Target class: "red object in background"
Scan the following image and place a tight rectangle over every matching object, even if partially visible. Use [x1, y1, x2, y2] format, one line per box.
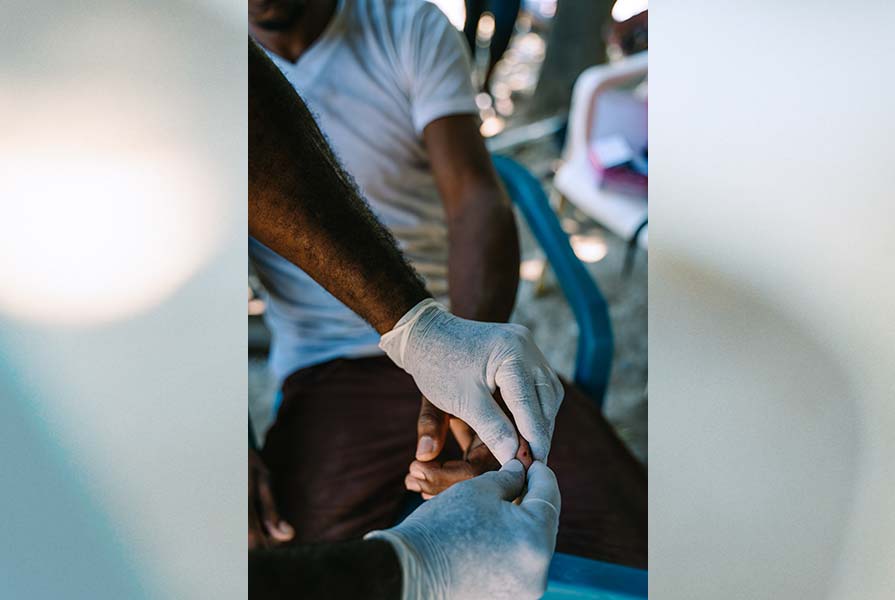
[598, 165, 648, 198]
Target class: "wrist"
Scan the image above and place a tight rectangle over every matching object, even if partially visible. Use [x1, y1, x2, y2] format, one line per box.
[365, 525, 447, 600]
[379, 298, 446, 369]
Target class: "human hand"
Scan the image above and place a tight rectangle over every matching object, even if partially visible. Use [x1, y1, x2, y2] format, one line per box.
[367, 459, 560, 600]
[380, 299, 564, 464]
[248, 447, 294, 549]
[408, 396, 531, 498]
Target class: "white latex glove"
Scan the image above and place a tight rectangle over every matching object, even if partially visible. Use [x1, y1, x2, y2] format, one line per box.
[366, 460, 560, 600]
[380, 299, 564, 464]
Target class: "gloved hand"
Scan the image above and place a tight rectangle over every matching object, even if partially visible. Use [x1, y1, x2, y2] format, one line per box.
[366, 460, 561, 600]
[380, 299, 564, 464]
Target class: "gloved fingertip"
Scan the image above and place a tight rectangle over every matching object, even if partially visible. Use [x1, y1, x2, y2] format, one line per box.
[527, 460, 545, 473]
[491, 437, 519, 466]
[529, 440, 548, 463]
[501, 459, 524, 473]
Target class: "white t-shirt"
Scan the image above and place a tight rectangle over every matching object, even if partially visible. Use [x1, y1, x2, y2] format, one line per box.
[249, 0, 477, 382]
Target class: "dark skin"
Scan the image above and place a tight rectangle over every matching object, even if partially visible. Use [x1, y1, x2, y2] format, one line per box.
[249, 0, 523, 533]
[250, 539, 401, 599]
[248, 38, 428, 334]
[249, 37, 425, 593]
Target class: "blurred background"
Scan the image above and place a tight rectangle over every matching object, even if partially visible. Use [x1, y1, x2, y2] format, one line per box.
[249, 0, 650, 462]
[1, 1, 246, 597]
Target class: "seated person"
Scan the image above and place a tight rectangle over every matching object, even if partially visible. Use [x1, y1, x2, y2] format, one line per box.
[248, 0, 646, 567]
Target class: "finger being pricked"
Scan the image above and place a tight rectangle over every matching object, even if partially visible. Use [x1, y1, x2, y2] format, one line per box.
[406, 460, 477, 498]
[494, 361, 563, 462]
[406, 436, 532, 498]
[466, 432, 532, 470]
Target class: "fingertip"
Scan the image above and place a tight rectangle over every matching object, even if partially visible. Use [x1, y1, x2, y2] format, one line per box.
[404, 474, 422, 493]
[409, 464, 427, 481]
[501, 458, 524, 473]
[528, 438, 549, 463]
[491, 436, 519, 466]
[278, 520, 294, 537]
[515, 438, 533, 469]
[266, 520, 294, 542]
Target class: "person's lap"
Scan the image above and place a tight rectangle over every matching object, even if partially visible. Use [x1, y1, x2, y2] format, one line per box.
[262, 355, 646, 568]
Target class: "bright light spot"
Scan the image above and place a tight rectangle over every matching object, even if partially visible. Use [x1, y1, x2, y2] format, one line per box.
[520, 258, 546, 281]
[570, 235, 608, 263]
[480, 115, 506, 137]
[495, 97, 515, 116]
[612, 0, 648, 22]
[492, 82, 512, 100]
[477, 13, 496, 43]
[0, 147, 218, 325]
[561, 218, 580, 233]
[517, 33, 546, 59]
[507, 73, 526, 91]
[475, 92, 493, 110]
[248, 298, 266, 316]
[427, 0, 466, 29]
[539, 0, 557, 19]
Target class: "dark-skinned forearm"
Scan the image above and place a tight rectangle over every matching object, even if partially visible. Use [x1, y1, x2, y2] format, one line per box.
[447, 188, 520, 322]
[249, 539, 402, 600]
[423, 115, 520, 323]
[248, 38, 429, 333]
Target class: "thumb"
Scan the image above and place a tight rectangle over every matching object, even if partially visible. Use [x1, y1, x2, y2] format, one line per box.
[416, 396, 449, 461]
[472, 459, 526, 501]
[463, 391, 520, 465]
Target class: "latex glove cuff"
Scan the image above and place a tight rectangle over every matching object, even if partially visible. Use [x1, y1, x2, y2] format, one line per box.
[364, 525, 448, 600]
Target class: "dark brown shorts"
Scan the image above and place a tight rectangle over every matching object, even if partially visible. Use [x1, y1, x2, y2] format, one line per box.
[262, 355, 646, 568]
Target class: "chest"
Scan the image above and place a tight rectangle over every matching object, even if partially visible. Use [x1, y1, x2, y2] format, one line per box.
[279, 44, 425, 174]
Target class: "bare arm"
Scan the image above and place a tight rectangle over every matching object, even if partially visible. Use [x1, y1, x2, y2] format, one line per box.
[423, 114, 520, 322]
[248, 38, 429, 333]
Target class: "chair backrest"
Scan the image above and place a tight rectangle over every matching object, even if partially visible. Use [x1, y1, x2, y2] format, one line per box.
[493, 155, 614, 408]
[544, 552, 647, 599]
[563, 51, 647, 162]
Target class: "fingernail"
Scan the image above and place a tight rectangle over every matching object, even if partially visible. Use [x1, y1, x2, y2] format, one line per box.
[406, 479, 422, 492]
[417, 436, 435, 456]
[409, 466, 427, 480]
[278, 521, 294, 536]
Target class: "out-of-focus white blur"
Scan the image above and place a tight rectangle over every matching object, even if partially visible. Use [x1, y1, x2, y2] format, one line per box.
[652, 2, 895, 599]
[0, 1, 245, 598]
[428, 0, 466, 29]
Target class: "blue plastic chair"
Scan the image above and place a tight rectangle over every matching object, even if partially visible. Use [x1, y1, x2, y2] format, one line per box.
[492, 154, 614, 408]
[545, 553, 647, 599]
[492, 156, 645, 598]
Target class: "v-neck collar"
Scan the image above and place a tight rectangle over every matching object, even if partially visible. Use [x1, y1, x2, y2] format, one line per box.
[264, 0, 346, 85]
